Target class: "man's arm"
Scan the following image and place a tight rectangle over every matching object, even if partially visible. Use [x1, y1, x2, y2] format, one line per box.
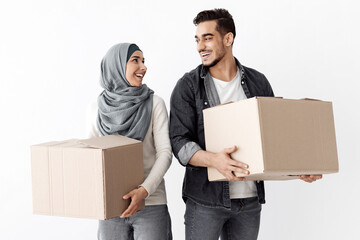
[169, 77, 249, 181]
[169, 77, 201, 166]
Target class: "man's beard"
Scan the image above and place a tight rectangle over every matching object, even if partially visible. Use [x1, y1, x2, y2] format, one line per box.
[204, 57, 221, 68]
[202, 46, 226, 68]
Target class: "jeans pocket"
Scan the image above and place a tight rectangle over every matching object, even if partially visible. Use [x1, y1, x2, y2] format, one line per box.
[243, 197, 262, 213]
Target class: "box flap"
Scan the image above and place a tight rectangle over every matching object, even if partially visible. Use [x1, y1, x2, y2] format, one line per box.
[254, 96, 283, 100]
[256, 97, 325, 102]
[299, 98, 322, 101]
[31, 139, 78, 148]
[78, 135, 141, 149]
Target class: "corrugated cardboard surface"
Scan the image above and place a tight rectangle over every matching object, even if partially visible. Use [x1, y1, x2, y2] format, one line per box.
[103, 145, 144, 219]
[31, 135, 144, 219]
[204, 99, 265, 180]
[258, 98, 338, 173]
[204, 97, 339, 181]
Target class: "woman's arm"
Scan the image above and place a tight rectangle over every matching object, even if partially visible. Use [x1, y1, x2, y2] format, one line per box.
[121, 96, 172, 217]
[140, 95, 172, 197]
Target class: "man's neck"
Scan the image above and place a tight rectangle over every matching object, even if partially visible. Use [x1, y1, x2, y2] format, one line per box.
[208, 54, 238, 82]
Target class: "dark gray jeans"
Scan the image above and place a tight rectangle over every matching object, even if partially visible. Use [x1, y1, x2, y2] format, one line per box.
[185, 197, 261, 240]
[98, 205, 172, 240]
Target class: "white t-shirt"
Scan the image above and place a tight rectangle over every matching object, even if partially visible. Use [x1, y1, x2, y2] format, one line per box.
[212, 69, 257, 199]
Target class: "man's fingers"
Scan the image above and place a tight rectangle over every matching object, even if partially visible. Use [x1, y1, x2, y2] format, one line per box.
[313, 175, 322, 180]
[229, 159, 249, 170]
[224, 145, 237, 154]
[226, 173, 237, 181]
[299, 174, 323, 183]
[226, 173, 245, 181]
[223, 169, 247, 181]
[229, 166, 250, 175]
[230, 176, 246, 181]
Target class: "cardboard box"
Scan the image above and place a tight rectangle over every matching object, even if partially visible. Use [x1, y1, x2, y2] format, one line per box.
[31, 135, 144, 219]
[203, 97, 339, 181]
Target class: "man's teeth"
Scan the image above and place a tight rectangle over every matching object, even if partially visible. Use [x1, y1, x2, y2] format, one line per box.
[202, 53, 210, 57]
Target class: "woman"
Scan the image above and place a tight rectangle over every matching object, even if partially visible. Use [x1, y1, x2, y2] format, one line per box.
[87, 43, 172, 240]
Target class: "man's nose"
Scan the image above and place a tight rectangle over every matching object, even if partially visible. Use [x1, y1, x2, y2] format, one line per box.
[197, 40, 205, 52]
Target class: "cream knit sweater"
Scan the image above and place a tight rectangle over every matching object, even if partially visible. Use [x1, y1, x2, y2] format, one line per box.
[86, 95, 172, 205]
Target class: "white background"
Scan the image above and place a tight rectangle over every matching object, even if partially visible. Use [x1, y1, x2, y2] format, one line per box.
[1, 0, 359, 239]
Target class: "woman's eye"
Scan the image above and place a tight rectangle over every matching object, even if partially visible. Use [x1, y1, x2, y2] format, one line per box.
[133, 59, 138, 62]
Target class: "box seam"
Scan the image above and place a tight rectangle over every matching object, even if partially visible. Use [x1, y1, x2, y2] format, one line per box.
[48, 146, 53, 215]
[102, 150, 106, 219]
[61, 148, 65, 216]
[257, 98, 266, 173]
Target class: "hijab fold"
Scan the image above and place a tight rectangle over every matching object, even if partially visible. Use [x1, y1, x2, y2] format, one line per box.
[97, 43, 154, 141]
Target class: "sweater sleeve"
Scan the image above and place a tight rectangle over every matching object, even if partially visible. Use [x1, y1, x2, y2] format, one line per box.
[86, 101, 101, 138]
[140, 96, 172, 197]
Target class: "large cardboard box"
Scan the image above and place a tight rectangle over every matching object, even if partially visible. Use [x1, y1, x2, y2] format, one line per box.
[204, 97, 339, 181]
[31, 135, 144, 219]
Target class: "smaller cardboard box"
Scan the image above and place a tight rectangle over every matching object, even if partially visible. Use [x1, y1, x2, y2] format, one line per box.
[31, 135, 144, 219]
[203, 97, 339, 181]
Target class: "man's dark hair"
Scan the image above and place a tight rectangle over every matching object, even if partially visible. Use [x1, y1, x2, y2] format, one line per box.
[193, 8, 236, 39]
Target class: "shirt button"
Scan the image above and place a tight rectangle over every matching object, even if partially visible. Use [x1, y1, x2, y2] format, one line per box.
[204, 101, 208, 105]
[241, 81, 245, 85]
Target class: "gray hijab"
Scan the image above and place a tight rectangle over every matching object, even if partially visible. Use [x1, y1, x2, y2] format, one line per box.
[97, 43, 154, 141]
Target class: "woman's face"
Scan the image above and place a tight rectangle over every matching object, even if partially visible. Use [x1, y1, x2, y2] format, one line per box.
[125, 50, 147, 87]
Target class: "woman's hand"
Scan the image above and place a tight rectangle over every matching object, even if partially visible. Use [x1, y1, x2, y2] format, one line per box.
[120, 186, 148, 218]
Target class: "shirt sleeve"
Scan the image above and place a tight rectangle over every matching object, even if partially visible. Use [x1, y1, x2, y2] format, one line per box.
[139, 96, 172, 197]
[262, 73, 275, 97]
[169, 78, 202, 166]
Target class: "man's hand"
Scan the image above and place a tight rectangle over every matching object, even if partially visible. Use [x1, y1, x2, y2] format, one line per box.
[189, 146, 250, 181]
[120, 186, 148, 218]
[211, 146, 250, 181]
[299, 174, 323, 183]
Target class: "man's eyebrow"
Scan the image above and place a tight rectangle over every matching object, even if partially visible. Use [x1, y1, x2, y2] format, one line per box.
[194, 33, 215, 38]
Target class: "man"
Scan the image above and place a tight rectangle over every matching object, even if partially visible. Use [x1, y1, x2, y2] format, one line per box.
[169, 8, 322, 240]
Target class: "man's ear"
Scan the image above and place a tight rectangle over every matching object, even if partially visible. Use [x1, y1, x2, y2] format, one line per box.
[224, 32, 234, 47]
